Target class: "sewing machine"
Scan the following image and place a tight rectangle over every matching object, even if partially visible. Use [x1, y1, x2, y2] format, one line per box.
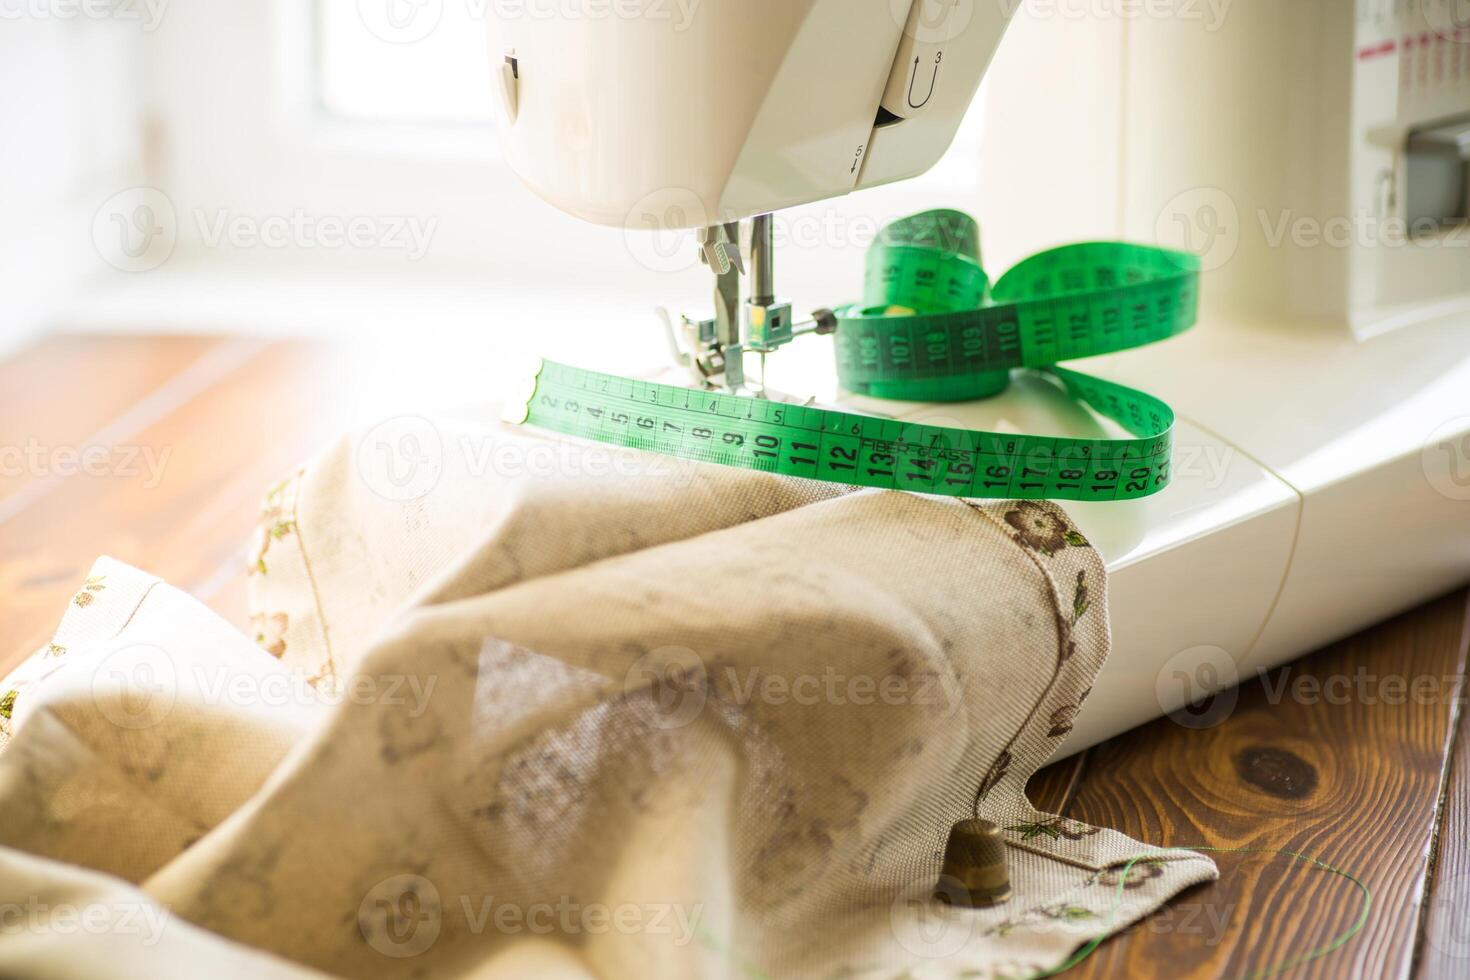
[486, 0, 1470, 750]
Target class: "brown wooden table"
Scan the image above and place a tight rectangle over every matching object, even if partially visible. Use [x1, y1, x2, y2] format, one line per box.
[3, 334, 1467, 978]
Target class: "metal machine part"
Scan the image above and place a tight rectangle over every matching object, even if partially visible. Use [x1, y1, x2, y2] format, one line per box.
[667, 214, 830, 392]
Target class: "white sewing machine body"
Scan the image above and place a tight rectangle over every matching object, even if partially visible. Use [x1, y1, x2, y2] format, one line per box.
[488, 0, 1470, 751]
[490, 0, 1011, 226]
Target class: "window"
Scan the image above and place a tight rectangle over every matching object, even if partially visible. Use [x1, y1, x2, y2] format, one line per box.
[317, 0, 496, 123]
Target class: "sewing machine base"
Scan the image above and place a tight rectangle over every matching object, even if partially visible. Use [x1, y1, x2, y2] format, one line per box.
[792, 308, 1470, 753]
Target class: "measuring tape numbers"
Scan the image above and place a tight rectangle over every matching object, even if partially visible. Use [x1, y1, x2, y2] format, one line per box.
[508, 211, 1200, 504]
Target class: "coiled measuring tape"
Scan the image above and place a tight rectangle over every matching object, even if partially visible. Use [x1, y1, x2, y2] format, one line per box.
[508, 210, 1199, 503]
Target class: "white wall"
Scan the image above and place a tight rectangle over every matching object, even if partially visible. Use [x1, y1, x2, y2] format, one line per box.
[0, 16, 143, 353]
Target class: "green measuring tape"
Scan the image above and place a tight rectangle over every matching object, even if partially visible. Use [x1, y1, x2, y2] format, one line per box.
[509, 210, 1199, 503]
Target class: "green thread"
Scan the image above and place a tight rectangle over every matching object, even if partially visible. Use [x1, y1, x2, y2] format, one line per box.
[1034, 846, 1373, 980]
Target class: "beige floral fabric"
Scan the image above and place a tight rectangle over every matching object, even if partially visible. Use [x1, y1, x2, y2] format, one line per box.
[0, 413, 1215, 979]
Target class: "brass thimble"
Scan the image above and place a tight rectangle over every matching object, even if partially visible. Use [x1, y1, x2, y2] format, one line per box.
[936, 819, 1011, 907]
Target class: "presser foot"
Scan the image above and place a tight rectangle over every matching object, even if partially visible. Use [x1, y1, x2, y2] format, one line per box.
[657, 214, 837, 395]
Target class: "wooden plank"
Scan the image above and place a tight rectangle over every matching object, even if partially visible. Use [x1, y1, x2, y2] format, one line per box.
[1417, 605, 1470, 979]
[1053, 590, 1470, 979]
[0, 335, 225, 501]
[5, 335, 1468, 980]
[0, 331, 525, 672]
[0, 338, 350, 671]
[1029, 748, 1089, 814]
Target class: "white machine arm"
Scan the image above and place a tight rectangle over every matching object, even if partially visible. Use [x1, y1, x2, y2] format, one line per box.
[487, 0, 1013, 229]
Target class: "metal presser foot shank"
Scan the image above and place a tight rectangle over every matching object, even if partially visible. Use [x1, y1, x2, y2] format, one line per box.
[661, 213, 833, 394]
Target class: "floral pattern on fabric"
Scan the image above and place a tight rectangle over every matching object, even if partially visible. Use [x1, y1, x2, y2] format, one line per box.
[250, 478, 298, 577]
[1090, 857, 1169, 890]
[251, 612, 290, 658]
[1006, 817, 1103, 842]
[72, 575, 106, 608]
[1003, 502, 1090, 556]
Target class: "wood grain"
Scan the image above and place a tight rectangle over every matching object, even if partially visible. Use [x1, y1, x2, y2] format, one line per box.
[4, 334, 1470, 977]
[0, 335, 224, 502]
[1416, 607, 1470, 979]
[1042, 590, 1470, 979]
[0, 331, 522, 671]
[0, 337, 343, 669]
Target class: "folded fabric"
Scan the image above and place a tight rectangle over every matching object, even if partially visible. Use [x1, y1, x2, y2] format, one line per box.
[0, 414, 1215, 979]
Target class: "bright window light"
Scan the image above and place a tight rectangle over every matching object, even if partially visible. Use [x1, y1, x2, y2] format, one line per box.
[317, 0, 496, 123]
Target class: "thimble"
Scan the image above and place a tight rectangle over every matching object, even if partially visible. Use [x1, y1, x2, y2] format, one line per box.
[936, 818, 1011, 907]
